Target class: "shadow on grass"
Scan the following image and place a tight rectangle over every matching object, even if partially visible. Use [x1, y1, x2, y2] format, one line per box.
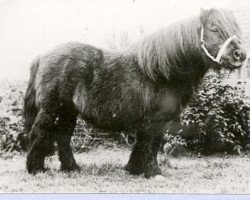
[80, 162, 124, 176]
[53, 162, 125, 178]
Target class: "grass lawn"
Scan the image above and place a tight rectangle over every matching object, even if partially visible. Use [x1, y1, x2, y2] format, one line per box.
[0, 147, 250, 193]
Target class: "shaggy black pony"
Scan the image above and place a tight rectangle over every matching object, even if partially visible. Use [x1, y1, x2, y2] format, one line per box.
[24, 8, 246, 178]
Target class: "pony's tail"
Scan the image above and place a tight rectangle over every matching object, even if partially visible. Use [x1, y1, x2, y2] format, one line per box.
[18, 57, 40, 151]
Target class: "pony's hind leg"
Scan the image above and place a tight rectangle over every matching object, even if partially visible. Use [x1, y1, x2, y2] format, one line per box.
[26, 109, 56, 174]
[56, 103, 79, 172]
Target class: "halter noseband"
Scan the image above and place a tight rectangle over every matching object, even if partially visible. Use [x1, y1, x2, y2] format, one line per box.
[200, 25, 238, 64]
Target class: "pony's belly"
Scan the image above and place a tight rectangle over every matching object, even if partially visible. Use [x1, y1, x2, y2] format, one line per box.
[79, 113, 136, 132]
[73, 92, 182, 132]
[73, 94, 134, 131]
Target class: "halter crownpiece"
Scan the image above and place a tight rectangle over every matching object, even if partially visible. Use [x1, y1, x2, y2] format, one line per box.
[200, 25, 239, 64]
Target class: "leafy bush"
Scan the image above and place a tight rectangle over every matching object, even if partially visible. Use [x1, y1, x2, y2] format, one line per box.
[179, 72, 250, 154]
[0, 81, 26, 155]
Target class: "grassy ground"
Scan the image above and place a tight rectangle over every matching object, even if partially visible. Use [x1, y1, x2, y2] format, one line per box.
[0, 147, 250, 193]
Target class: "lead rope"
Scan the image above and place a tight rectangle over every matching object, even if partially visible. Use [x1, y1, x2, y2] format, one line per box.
[200, 25, 238, 64]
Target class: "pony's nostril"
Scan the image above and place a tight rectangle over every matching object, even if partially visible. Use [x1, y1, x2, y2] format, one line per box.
[233, 50, 242, 60]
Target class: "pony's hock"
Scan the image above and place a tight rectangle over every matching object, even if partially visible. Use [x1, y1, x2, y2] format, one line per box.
[24, 9, 246, 178]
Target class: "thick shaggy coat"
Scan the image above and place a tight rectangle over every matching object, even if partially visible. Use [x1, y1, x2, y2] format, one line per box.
[24, 9, 246, 178]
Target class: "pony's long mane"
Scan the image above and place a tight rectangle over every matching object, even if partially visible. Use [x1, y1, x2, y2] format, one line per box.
[123, 15, 202, 81]
[123, 9, 241, 82]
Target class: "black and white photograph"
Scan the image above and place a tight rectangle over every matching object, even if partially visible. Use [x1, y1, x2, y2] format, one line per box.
[0, 0, 250, 195]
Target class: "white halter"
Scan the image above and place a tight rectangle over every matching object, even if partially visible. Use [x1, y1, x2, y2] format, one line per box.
[200, 25, 238, 64]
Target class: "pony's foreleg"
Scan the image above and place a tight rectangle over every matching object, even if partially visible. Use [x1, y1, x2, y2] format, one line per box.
[125, 132, 147, 175]
[26, 110, 56, 174]
[128, 122, 166, 178]
[125, 125, 164, 178]
[144, 133, 163, 178]
[55, 104, 79, 172]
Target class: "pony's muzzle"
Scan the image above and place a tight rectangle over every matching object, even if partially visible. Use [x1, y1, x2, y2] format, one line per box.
[222, 38, 247, 69]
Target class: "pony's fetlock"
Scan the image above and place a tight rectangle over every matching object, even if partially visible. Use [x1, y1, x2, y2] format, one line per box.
[144, 164, 162, 178]
[124, 163, 145, 175]
[60, 158, 80, 172]
[26, 153, 47, 174]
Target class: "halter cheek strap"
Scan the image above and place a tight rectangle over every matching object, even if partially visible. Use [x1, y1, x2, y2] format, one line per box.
[200, 25, 238, 64]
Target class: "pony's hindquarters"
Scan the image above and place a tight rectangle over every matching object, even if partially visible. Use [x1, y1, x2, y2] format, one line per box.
[24, 57, 56, 173]
[25, 55, 78, 174]
[25, 42, 104, 174]
[21, 58, 40, 150]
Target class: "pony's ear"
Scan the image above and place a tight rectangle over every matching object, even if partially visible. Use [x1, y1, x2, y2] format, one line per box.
[200, 8, 209, 25]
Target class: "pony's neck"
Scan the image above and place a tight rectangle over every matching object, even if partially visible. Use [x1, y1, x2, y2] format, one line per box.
[123, 15, 208, 83]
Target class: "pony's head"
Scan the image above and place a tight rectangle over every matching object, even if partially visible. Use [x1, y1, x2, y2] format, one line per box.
[200, 9, 247, 70]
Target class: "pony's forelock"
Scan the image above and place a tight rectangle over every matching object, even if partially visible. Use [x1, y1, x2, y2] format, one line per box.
[208, 9, 242, 40]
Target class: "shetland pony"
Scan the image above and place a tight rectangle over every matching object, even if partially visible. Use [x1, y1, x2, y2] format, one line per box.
[24, 8, 246, 178]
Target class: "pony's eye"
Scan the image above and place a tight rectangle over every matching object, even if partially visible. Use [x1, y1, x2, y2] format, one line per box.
[210, 26, 219, 32]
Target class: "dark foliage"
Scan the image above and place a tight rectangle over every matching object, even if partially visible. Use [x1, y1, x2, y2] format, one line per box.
[180, 72, 250, 154]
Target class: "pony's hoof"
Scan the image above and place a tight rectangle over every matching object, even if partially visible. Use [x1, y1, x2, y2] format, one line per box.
[26, 159, 47, 174]
[124, 164, 144, 175]
[145, 166, 162, 178]
[27, 166, 49, 174]
[60, 164, 81, 172]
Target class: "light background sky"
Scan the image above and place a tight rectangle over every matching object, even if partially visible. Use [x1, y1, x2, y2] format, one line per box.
[0, 0, 246, 80]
